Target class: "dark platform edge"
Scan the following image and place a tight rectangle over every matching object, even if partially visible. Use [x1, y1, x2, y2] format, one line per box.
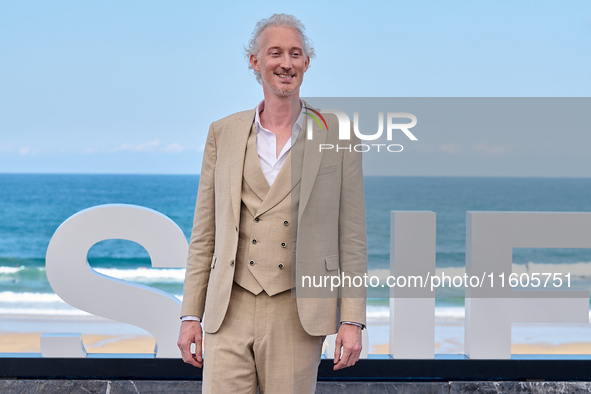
[3, 357, 591, 381]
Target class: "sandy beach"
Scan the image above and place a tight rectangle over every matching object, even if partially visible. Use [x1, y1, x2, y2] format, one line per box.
[3, 314, 591, 356]
[0, 314, 156, 354]
[4, 331, 591, 355]
[0, 332, 156, 354]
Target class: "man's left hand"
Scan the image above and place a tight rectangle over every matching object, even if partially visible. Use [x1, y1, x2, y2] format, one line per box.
[333, 323, 362, 370]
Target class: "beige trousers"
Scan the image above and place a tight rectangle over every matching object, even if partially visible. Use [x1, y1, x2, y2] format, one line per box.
[202, 282, 324, 394]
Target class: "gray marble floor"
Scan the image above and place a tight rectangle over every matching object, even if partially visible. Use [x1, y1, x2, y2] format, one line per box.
[3, 380, 591, 393]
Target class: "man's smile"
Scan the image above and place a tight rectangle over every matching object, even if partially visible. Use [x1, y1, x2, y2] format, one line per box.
[275, 73, 295, 81]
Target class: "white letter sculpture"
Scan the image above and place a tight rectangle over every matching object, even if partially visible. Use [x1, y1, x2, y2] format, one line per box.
[45, 204, 188, 358]
[465, 212, 590, 359]
[390, 211, 436, 358]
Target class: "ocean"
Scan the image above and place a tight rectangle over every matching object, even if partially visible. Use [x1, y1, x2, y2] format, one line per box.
[2, 174, 591, 322]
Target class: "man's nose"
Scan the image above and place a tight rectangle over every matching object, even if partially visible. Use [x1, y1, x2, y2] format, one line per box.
[279, 54, 292, 69]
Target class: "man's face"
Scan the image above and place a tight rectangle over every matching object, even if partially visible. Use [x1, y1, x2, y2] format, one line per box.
[250, 26, 310, 98]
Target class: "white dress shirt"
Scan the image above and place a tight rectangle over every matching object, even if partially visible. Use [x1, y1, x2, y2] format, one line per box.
[254, 100, 304, 186]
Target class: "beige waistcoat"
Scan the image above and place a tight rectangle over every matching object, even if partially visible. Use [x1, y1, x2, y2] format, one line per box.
[233, 123, 298, 295]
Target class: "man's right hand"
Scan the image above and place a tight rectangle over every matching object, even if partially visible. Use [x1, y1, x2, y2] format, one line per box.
[177, 320, 203, 368]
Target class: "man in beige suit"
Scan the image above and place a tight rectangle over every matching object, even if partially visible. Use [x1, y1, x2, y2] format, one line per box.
[177, 14, 367, 393]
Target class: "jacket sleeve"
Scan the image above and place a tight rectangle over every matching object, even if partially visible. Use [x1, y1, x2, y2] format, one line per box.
[180, 123, 217, 319]
[338, 132, 368, 326]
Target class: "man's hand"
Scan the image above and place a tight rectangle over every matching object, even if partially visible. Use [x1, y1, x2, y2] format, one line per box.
[333, 323, 362, 370]
[177, 320, 203, 368]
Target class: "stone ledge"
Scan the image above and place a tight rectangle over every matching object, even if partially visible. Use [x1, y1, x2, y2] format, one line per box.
[3, 380, 591, 393]
[450, 381, 591, 393]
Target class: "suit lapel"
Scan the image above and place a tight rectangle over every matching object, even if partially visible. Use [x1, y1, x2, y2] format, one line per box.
[288, 119, 305, 189]
[230, 108, 256, 228]
[298, 103, 327, 221]
[243, 123, 271, 201]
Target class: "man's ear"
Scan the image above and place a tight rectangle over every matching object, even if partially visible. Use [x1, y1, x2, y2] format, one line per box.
[250, 54, 260, 72]
[304, 56, 310, 73]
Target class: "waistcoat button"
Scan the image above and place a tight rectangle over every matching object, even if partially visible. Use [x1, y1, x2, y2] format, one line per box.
[254, 217, 260, 222]
[283, 220, 289, 226]
[249, 260, 255, 266]
[230, 260, 234, 267]
[278, 263, 284, 269]
[281, 242, 286, 248]
[252, 239, 257, 244]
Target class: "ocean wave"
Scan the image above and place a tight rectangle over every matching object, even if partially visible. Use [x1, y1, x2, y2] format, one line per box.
[0, 266, 25, 274]
[0, 291, 183, 304]
[366, 305, 389, 319]
[0, 265, 186, 284]
[94, 267, 185, 282]
[367, 305, 591, 322]
[1, 297, 590, 322]
[366, 305, 466, 321]
[0, 307, 92, 316]
[517, 262, 591, 277]
[0, 291, 61, 303]
[436, 307, 465, 320]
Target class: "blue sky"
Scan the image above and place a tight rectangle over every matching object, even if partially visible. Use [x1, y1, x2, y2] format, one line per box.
[1, 1, 590, 175]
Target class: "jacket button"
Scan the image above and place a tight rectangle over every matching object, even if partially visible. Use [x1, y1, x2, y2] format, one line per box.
[249, 260, 255, 266]
[252, 239, 258, 244]
[283, 220, 289, 226]
[278, 263, 284, 269]
[230, 260, 234, 267]
[281, 242, 286, 248]
[254, 217, 260, 222]
[235, 226, 238, 232]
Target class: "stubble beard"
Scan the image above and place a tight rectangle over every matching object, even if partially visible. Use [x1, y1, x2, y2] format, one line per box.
[264, 74, 301, 98]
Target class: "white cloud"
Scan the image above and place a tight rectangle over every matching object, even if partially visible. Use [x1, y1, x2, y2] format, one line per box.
[403, 143, 436, 153]
[439, 143, 459, 154]
[113, 139, 161, 152]
[18, 146, 40, 156]
[165, 143, 190, 153]
[108, 140, 197, 154]
[472, 142, 513, 156]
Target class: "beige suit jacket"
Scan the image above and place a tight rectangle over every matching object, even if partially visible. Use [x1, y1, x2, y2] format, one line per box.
[181, 105, 367, 336]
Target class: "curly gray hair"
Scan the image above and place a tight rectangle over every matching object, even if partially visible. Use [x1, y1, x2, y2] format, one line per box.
[245, 13, 315, 84]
